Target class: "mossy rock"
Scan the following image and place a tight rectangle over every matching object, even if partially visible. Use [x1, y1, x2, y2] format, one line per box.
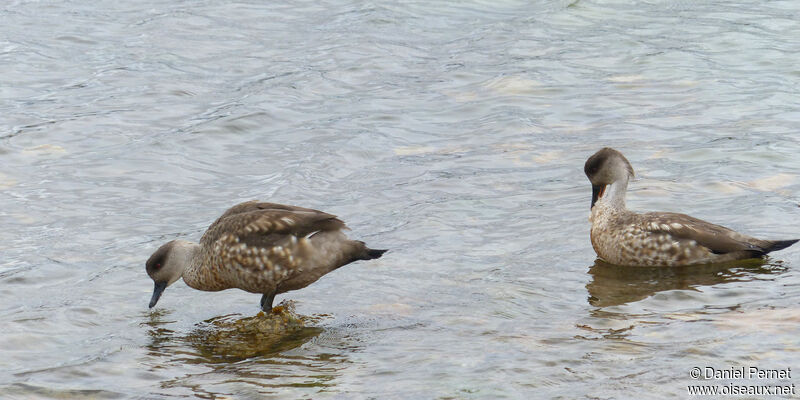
[187, 301, 321, 361]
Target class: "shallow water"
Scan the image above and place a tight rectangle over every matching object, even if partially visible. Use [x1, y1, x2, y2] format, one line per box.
[2, 0, 800, 398]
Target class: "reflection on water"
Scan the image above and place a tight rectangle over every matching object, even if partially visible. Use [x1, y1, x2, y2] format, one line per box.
[141, 302, 342, 396]
[187, 318, 320, 364]
[144, 302, 322, 363]
[586, 258, 786, 308]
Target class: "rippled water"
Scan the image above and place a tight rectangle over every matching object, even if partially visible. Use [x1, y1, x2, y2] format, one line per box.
[2, 0, 800, 398]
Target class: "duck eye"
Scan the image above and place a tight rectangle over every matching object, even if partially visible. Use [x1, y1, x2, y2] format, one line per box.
[155, 263, 162, 269]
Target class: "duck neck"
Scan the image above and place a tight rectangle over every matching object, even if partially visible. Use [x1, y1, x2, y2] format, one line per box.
[170, 240, 203, 288]
[600, 177, 629, 210]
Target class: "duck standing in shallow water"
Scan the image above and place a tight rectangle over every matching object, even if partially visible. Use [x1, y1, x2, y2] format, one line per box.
[584, 148, 797, 266]
[146, 201, 387, 311]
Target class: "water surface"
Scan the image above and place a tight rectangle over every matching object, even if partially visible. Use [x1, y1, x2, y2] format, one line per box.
[2, 0, 799, 398]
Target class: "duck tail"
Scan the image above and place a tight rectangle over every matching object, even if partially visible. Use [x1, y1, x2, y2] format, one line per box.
[353, 240, 388, 261]
[363, 248, 388, 260]
[764, 239, 799, 253]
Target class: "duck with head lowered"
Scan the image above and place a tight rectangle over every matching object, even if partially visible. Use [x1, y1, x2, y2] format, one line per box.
[146, 201, 387, 312]
[584, 147, 797, 266]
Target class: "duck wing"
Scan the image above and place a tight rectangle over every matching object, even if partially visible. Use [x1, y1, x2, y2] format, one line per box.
[200, 201, 346, 248]
[639, 212, 770, 255]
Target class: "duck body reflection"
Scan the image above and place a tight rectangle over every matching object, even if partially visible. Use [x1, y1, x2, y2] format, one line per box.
[586, 259, 783, 307]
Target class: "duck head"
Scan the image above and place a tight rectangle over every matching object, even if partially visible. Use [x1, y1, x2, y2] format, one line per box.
[584, 147, 635, 208]
[145, 239, 194, 308]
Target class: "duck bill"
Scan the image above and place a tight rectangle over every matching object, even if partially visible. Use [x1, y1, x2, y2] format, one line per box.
[591, 184, 606, 208]
[149, 281, 167, 308]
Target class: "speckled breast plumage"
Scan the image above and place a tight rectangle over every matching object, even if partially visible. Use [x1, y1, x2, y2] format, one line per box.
[193, 234, 309, 293]
[590, 204, 714, 267]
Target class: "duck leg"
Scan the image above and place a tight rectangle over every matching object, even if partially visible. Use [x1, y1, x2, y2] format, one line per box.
[260, 292, 275, 312]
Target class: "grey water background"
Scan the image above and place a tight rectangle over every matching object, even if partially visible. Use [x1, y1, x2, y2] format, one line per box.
[2, 0, 800, 398]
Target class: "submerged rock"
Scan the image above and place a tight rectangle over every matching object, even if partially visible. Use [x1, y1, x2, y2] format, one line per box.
[187, 301, 321, 361]
[208, 303, 306, 336]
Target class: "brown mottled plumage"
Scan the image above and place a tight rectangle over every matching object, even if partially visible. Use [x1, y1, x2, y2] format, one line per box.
[585, 148, 797, 266]
[146, 201, 387, 311]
